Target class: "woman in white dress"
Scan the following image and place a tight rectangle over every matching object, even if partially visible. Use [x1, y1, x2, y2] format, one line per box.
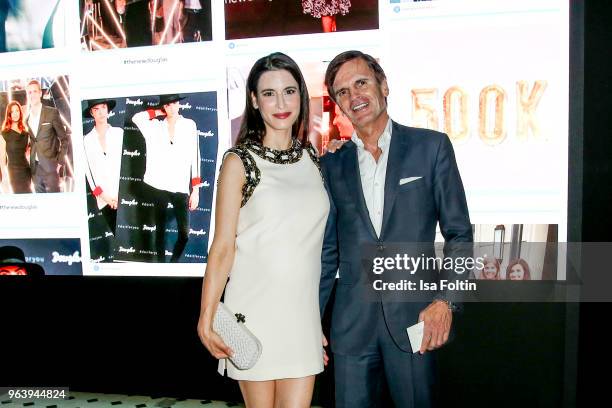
[197, 53, 330, 407]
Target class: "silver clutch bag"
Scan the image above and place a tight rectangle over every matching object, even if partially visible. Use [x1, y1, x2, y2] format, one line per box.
[213, 302, 262, 370]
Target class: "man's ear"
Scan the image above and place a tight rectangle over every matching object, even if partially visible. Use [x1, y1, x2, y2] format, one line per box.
[381, 79, 390, 98]
[250, 92, 258, 110]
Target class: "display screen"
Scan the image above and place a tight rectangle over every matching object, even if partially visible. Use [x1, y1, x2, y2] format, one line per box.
[0, 0, 570, 278]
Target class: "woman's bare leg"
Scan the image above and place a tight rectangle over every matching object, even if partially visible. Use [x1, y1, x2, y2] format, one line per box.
[273, 376, 316, 408]
[239, 380, 275, 408]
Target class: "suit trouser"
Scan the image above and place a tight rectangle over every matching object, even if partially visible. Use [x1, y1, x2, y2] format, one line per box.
[33, 163, 60, 193]
[100, 205, 117, 235]
[145, 184, 189, 263]
[182, 9, 204, 42]
[333, 303, 437, 408]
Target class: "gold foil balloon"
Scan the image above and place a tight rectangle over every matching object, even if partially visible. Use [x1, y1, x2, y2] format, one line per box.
[516, 80, 548, 140]
[443, 86, 469, 143]
[479, 85, 507, 146]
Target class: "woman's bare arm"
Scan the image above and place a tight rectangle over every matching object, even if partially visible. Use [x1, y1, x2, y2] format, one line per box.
[196, 153, 245, 358]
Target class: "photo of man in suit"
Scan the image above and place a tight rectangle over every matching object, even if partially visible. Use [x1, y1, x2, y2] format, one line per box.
[320, 50, 473, 407]
[25, 79, 69, 193]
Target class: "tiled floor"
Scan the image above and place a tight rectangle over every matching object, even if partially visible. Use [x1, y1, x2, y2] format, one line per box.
[0, 392, 324, 408]
[0, 392, 245, 408]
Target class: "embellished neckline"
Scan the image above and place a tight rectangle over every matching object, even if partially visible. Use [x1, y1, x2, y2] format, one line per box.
[244, 138, 303, 164]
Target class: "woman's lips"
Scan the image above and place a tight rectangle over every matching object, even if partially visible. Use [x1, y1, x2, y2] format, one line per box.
[273, 112, 291, 119]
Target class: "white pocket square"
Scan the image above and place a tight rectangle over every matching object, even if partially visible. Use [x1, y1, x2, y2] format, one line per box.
[399, 177, 422, 185]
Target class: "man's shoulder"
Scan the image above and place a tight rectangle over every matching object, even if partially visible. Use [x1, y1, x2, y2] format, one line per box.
[392, 121, 447, 143]
[320, 140, 353, 167]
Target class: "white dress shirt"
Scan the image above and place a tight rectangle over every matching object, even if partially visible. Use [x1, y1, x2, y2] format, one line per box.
[27, 105, 41, 137]
[83, 125, 124, 209]
[351, 119, 393, 238]
[27, 105, 42, 161]
[132, 111, 200, 195]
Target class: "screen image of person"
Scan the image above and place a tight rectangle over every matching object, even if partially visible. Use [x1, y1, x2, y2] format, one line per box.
[332, 102, 354, 140]
[83, 99, 124, 234]
[302, 0, 351, 32]
[319, 50, 472, 407]
[506, 258, 531, 280]
[82, 0, 211, 49]
[197, 53, 329, 406]
[131, 94, 201, 263]
[25, 79, 69, 193]
[480, 257, 500, 280]
[0, 0, 65, 52]
[1, 100, 32, 193]
[0, 133, 6, 192]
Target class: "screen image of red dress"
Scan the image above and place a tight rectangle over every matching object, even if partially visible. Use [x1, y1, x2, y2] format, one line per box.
[302, 0, 351, 32]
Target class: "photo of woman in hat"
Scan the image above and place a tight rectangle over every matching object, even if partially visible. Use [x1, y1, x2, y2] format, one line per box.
[131, 94, 201, 263]
[82, 98, 124, 234]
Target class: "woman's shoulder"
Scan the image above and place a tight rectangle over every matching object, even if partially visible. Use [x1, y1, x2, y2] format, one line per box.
[223, 143, 252, 160]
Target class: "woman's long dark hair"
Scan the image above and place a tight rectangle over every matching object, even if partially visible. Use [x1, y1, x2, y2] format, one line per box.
[2, 100, 26, 133]
[236, 52, 310, 146]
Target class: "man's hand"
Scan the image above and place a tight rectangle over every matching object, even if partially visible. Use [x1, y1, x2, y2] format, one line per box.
[189, 189, 199, 210]
[418, 300, 452, 354]
[322, 334, 329, 367]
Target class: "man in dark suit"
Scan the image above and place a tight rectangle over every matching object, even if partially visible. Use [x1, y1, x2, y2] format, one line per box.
[25, 79, 68, 193]
[320, 51, 472, 407]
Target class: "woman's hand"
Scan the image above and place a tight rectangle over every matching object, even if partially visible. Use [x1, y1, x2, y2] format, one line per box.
[325, 138, 347, 154]
[322, 334, 329, 366]
[197, 314, 233, 359]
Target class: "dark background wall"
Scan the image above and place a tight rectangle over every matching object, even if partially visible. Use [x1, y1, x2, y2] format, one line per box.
[1, 1, 610, 407]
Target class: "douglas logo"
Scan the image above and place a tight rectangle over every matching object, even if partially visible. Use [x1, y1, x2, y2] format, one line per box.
[126, 98, 143, 106]
[121, 198, 138, 206]
[189, 228, 207, 236]
[123, 149, 141, 157]
[143, 224, 157, 232]
[92, 256, 106, 263]
[51, 251, 82, 265]
[179, 102, 192, 110]
[88, 212, 95, 219]
[197, 130, 214, 138]
[118, 246, 136, 254]
[105, 231, 113, 237]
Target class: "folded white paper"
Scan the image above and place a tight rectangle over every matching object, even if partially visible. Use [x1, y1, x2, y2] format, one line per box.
[406, 321, 425, 353]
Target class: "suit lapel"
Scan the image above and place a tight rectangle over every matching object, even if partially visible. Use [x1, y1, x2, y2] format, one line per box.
[37, 107, 46, 136]
[380, 122, 411, 239]
[341, 141, 378, 240]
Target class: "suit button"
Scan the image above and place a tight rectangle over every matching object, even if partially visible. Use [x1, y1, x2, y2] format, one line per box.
[377, 245, 385, 252]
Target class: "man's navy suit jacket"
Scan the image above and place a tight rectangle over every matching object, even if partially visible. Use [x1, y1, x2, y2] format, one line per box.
[320, 121, 473, 355]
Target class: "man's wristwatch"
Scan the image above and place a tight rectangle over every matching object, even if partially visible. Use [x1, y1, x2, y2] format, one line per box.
[435, 298, 458, 312]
